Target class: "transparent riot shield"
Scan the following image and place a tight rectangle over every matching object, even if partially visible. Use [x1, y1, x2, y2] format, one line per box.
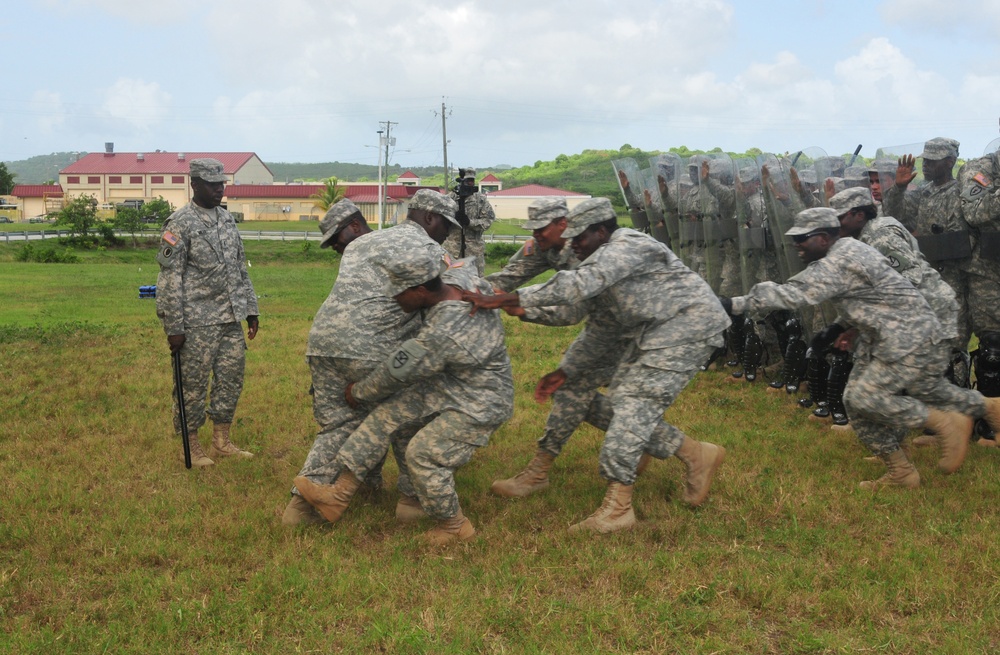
[789, 147, 827, 209]
[612, 158, 649, 231]
[985, 137, 1000, 156]
[637, 167, 670, 248]
[699, 155, 738, 294]
[679, 155, 712, 281]
[650, 154, 683, 249]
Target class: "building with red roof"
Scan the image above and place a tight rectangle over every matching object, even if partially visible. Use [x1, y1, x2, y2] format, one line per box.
[397, 171, 420, 186]
[485, 183, 590, 221]
[6, 184, 64, 220]
[224, 182, 444, 223]
[58, 144, 272, 211]
[479, 173, 502, 193]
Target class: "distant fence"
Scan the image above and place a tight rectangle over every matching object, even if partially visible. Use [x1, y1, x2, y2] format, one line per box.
[0, 229, 531, 244]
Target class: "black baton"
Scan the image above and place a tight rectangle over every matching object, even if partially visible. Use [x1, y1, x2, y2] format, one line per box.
[172, 350, 192, 469]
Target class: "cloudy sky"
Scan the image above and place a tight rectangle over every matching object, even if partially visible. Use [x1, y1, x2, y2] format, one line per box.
[4, 0, 1000, 169]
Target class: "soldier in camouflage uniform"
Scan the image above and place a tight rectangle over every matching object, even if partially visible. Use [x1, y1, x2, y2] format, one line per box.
[156, 158, 259, 467]
[485, 197, 579, 293]
[725, 208, 1000, 489]
[958, 147, 1000, 444]
[485, 197, 631, 498]
[444, 167, 496, 275]
[463, 198, 730, 534]
[282, 191, 461, 526]
[884, 138, 972, 351]
[829, 187, 958, 349]
[295, 244, 514, 545]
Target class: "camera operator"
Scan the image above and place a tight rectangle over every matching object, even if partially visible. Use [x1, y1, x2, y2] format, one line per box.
[444, 167, 496, 275]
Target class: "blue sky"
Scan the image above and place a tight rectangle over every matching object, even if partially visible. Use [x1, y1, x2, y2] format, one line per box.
[4, 0, 999, 169]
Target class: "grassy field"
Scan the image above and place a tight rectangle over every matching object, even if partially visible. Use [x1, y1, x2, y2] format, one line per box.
[1, 239, 999, 654]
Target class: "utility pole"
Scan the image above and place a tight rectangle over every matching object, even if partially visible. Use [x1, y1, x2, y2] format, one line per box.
[376, 128, 384, 231]
[378, 120, 397, 229]
[437, 99, 451, 189]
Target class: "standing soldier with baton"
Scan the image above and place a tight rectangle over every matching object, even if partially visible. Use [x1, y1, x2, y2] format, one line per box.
[156, 158, 260, 467]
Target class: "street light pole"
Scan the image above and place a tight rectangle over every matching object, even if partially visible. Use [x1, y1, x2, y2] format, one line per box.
[376, 129, 384, 230]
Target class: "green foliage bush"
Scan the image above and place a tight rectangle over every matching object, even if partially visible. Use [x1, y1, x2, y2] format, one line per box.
[15, 243, 80, 263]
[486, 242, 521, 265]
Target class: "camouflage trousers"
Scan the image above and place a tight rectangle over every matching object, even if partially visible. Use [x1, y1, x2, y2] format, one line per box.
[843, 345, 987, 455]
[337, 388, 495, 519]
[968, 273, 1000, 336]
[443, 228, 486, 276]
[599, 336, 723, 485]
[172, 322, 245, 435]
[291, 356, 391, 495]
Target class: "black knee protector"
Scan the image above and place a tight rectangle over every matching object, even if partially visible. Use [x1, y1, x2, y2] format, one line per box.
[973, 332, 1000, 397]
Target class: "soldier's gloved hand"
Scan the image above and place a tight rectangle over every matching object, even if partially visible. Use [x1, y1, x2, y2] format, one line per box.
[717, 296, 734, 316]
[810, 323, 845, 351]
[246, 315, 259, 340]
[167, 333, 186, 353]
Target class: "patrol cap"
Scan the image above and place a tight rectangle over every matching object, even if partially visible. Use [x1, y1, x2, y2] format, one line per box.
[785, 207, 841, 236]
[462, 168, 476, 179]
[522, 197, 569, 230]
[828, 187, 876, 216]
[409, 189, 460, 228]
[319, 199, 363, 248]
[738, 167, 759, 183]
[797, 169, 818, 185]
[561, 197, 616, 239]
[189, 158, 227, 183]
[382, 242, 450, 297]
[920, 137, 959, 161]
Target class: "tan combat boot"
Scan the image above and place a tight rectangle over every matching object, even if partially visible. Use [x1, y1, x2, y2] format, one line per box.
[924, 409, 972, 474]
[187, 436, 215, 468]
[395, 495, 428, 523]
[211, 423, 253, 459]
[674, 436, 726, 507]
[293, 471, 361, 523]
[490, 450, 556, 497]
[911, 432, 937, 448]
[281, 494, 326, 526]
[568, 482, 636, 534]
[423, 509, 476, 545]
[982, 397, 1000, 437]
[859, 449, 920, 490]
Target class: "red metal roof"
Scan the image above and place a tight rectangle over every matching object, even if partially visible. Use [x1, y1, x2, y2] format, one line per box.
[11, 184, 64, 198]
[481, 173, 501, 182]
[487, 184, 587, 197]
[61, 152, 265, 176]
[397, 171, 419, 179]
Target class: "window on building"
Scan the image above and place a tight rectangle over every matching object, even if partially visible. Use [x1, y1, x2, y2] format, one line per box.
[172, 176, 185, 184]
[67, 176, 80, 184]
[109, 176, 122, 184]
[130, 176, 142, 184]
[151, 176, 164, 184]
[88, 176, 100, 184]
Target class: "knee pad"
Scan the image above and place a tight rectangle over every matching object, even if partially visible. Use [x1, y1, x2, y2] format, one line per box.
[974, 332, 1000, 397]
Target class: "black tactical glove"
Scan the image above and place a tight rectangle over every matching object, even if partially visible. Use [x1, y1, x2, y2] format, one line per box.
[810, 323, 845, 351]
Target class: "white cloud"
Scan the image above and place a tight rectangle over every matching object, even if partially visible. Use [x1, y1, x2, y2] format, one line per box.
[101, 79, 172, 131]
[31, 90, 67, 135]
[879, 0, 1000, 35]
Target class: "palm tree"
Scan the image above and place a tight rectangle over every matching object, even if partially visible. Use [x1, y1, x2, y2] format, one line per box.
[310, 176, 345, 212]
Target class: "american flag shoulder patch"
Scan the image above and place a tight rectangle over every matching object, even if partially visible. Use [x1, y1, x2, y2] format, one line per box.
[162, 231, 179, 246]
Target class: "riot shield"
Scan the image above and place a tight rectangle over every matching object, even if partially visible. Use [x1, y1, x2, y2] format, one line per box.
[612, 158, 649, 231]
[650, 154, 683, 249]
[985, 137, 1000, 156]
[789, 147, 828, 208]
[875, 143, 923, 223]
[678, 155, 712, 282]
[637, 167, 670, 247]
[700, 154, 738, 294]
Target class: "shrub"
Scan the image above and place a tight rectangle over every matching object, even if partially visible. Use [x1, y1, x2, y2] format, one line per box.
[486, 242, 521, 265]
[15, 243, 80, 263]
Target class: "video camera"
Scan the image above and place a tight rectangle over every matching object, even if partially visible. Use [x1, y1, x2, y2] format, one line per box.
[453, 168, 477, 198]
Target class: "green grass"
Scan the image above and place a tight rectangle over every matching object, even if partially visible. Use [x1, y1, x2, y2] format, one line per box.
[2, 241, 1000, 654]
